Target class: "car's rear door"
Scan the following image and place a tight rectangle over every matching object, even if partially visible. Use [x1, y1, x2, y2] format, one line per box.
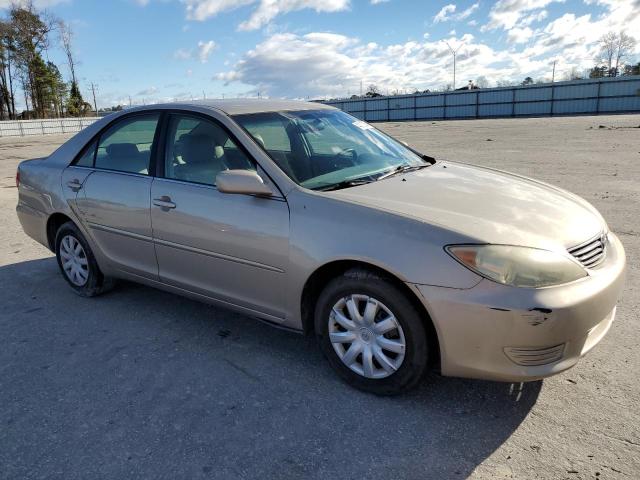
[73, 113, 161, 280]
[150, 112, 289, 321]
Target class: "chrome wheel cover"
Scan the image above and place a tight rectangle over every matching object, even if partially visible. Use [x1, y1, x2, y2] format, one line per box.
[328, 294, 406, 379]
[59, 235, 89, 286]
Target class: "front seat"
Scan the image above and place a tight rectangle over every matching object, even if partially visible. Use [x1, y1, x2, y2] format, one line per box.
[105, 143, 148, 174]
[174, 134, 228, 185]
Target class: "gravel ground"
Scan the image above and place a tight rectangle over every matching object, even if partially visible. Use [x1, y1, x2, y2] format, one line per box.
[0, 115, 639, 479]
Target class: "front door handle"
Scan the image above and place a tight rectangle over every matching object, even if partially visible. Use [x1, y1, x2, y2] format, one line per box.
[66, 179, 82, 192]
[153, 196, 176, 210]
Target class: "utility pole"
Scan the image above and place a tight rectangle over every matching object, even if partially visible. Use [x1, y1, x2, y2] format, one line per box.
[128, 95, 132, 107]
[551, 60, 557, 83]
[360, 80, 363, 96]
[203, 90, 206, 99]
[90, 83, 98, 114]
[445, 41, 463, 90]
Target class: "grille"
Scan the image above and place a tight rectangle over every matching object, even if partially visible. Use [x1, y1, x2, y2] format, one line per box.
[568, 233, 607, 268]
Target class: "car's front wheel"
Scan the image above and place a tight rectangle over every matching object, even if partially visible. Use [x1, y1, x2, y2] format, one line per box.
[315, 269, 429, 395]
[55, 221, 114, 297]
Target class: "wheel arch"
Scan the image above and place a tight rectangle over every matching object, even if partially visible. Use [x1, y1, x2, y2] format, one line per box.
[46, 212, 75, 251]
[300, 259, 441, 367]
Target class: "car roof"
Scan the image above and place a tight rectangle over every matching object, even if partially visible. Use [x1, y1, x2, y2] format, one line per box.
[133, 98, 336, 116]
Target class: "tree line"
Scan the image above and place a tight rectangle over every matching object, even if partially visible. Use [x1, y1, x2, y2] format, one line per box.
[0, 2, 91, 120]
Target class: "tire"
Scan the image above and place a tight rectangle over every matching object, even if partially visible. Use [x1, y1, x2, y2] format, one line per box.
[54, 221, 114, 297]
[314, 269, 429, 395]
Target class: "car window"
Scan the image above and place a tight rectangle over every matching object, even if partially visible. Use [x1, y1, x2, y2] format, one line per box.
[233, 110, 424, 188]
[301, 119, 358, 155]
[164, 114, 255, 186]
[241, 117, 292, 153]
[95, 114, 159, 175]
[75, 140, 97, 167]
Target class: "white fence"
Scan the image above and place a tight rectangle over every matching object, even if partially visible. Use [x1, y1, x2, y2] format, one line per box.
[0, 117, 101, 137]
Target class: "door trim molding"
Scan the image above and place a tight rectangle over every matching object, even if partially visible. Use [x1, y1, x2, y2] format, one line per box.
[154, 237, 285, 273]
[87, 222, 153, 243]
[119, 269, 287, 323]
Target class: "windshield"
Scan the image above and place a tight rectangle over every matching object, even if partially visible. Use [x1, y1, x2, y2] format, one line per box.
[233, 109, 427, 190]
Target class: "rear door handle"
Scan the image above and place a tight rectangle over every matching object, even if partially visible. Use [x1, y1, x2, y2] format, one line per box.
[66, 179, 83, 192]
[153, 196, 176, 210]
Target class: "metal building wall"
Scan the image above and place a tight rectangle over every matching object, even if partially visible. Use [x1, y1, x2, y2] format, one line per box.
[320, 75, 640, 122]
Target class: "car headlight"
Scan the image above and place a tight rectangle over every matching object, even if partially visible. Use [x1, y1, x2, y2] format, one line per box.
[446, 245, 587, 288]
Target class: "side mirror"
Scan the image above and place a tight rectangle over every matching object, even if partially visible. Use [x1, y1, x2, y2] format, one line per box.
[216, 170, 274, 196]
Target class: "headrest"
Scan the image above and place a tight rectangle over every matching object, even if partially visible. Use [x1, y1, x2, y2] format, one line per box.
[106, 143, 139, 158]
[181, 134, 214, 164]
[253, 133, 266, 149]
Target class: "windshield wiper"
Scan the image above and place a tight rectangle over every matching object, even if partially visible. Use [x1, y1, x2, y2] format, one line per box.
[314, 178, 374, 191]
[377, 163, 432, 181]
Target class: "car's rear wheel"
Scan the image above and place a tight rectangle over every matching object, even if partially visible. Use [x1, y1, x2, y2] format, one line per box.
[315, 269, 429, 395]
[55, 221, 114, 297]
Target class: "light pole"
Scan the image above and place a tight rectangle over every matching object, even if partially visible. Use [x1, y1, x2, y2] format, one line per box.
[445, 41, 463, 90]
[90, 83, 98, 114]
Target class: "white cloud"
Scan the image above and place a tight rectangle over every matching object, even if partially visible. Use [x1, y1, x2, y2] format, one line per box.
[507, 26, 534, 43]
[173, 48, 192, 60]
[457, 2, 479, 20]
[520, 9, 548, 26]
[238, 0, 350, 30]
[370, 0, 390, 3]
[216, 31, 511, 97]
[483, 0, 563, 31]
[182, 0, 254, 21]
[136, 86, 158, 96]
[433, 4, 456, 23]
[197, 40, 216, 62]
[180, 0, 349, 30]
[215, 0, 640, 99]
[433, 2, 479, 24]
[173, 40, 217, 62]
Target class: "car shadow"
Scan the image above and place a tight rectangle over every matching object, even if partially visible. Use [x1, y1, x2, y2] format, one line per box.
[0, 257, 541, 479]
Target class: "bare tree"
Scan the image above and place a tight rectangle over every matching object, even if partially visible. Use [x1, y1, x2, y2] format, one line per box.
[58, 19, 76, 85]
[564, 67, 583, 81]
[365, 84, 382, 97]
[597, 31, 637, 76]
[475, 76, 489, 89]
[613, 31, 636, 77]
[598, 32, 617, 74]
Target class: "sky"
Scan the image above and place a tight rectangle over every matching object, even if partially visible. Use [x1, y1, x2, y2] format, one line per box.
[3, 0, 640, 108]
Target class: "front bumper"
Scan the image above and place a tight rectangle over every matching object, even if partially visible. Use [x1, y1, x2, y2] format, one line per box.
[413, 232, 626, 382]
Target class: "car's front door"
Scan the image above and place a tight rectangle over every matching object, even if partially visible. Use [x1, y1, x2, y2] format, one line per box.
[74, 113, 160, 280]
[150, 112, 289, 321]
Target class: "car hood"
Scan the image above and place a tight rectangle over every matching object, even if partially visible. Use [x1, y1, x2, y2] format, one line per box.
[330, 161, 605, 250]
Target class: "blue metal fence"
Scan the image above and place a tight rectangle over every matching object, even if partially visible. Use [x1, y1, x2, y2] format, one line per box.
[320, 75, 640, 122]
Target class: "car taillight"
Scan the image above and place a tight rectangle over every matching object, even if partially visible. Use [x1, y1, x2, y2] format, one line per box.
[15, 169, 20, 188]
